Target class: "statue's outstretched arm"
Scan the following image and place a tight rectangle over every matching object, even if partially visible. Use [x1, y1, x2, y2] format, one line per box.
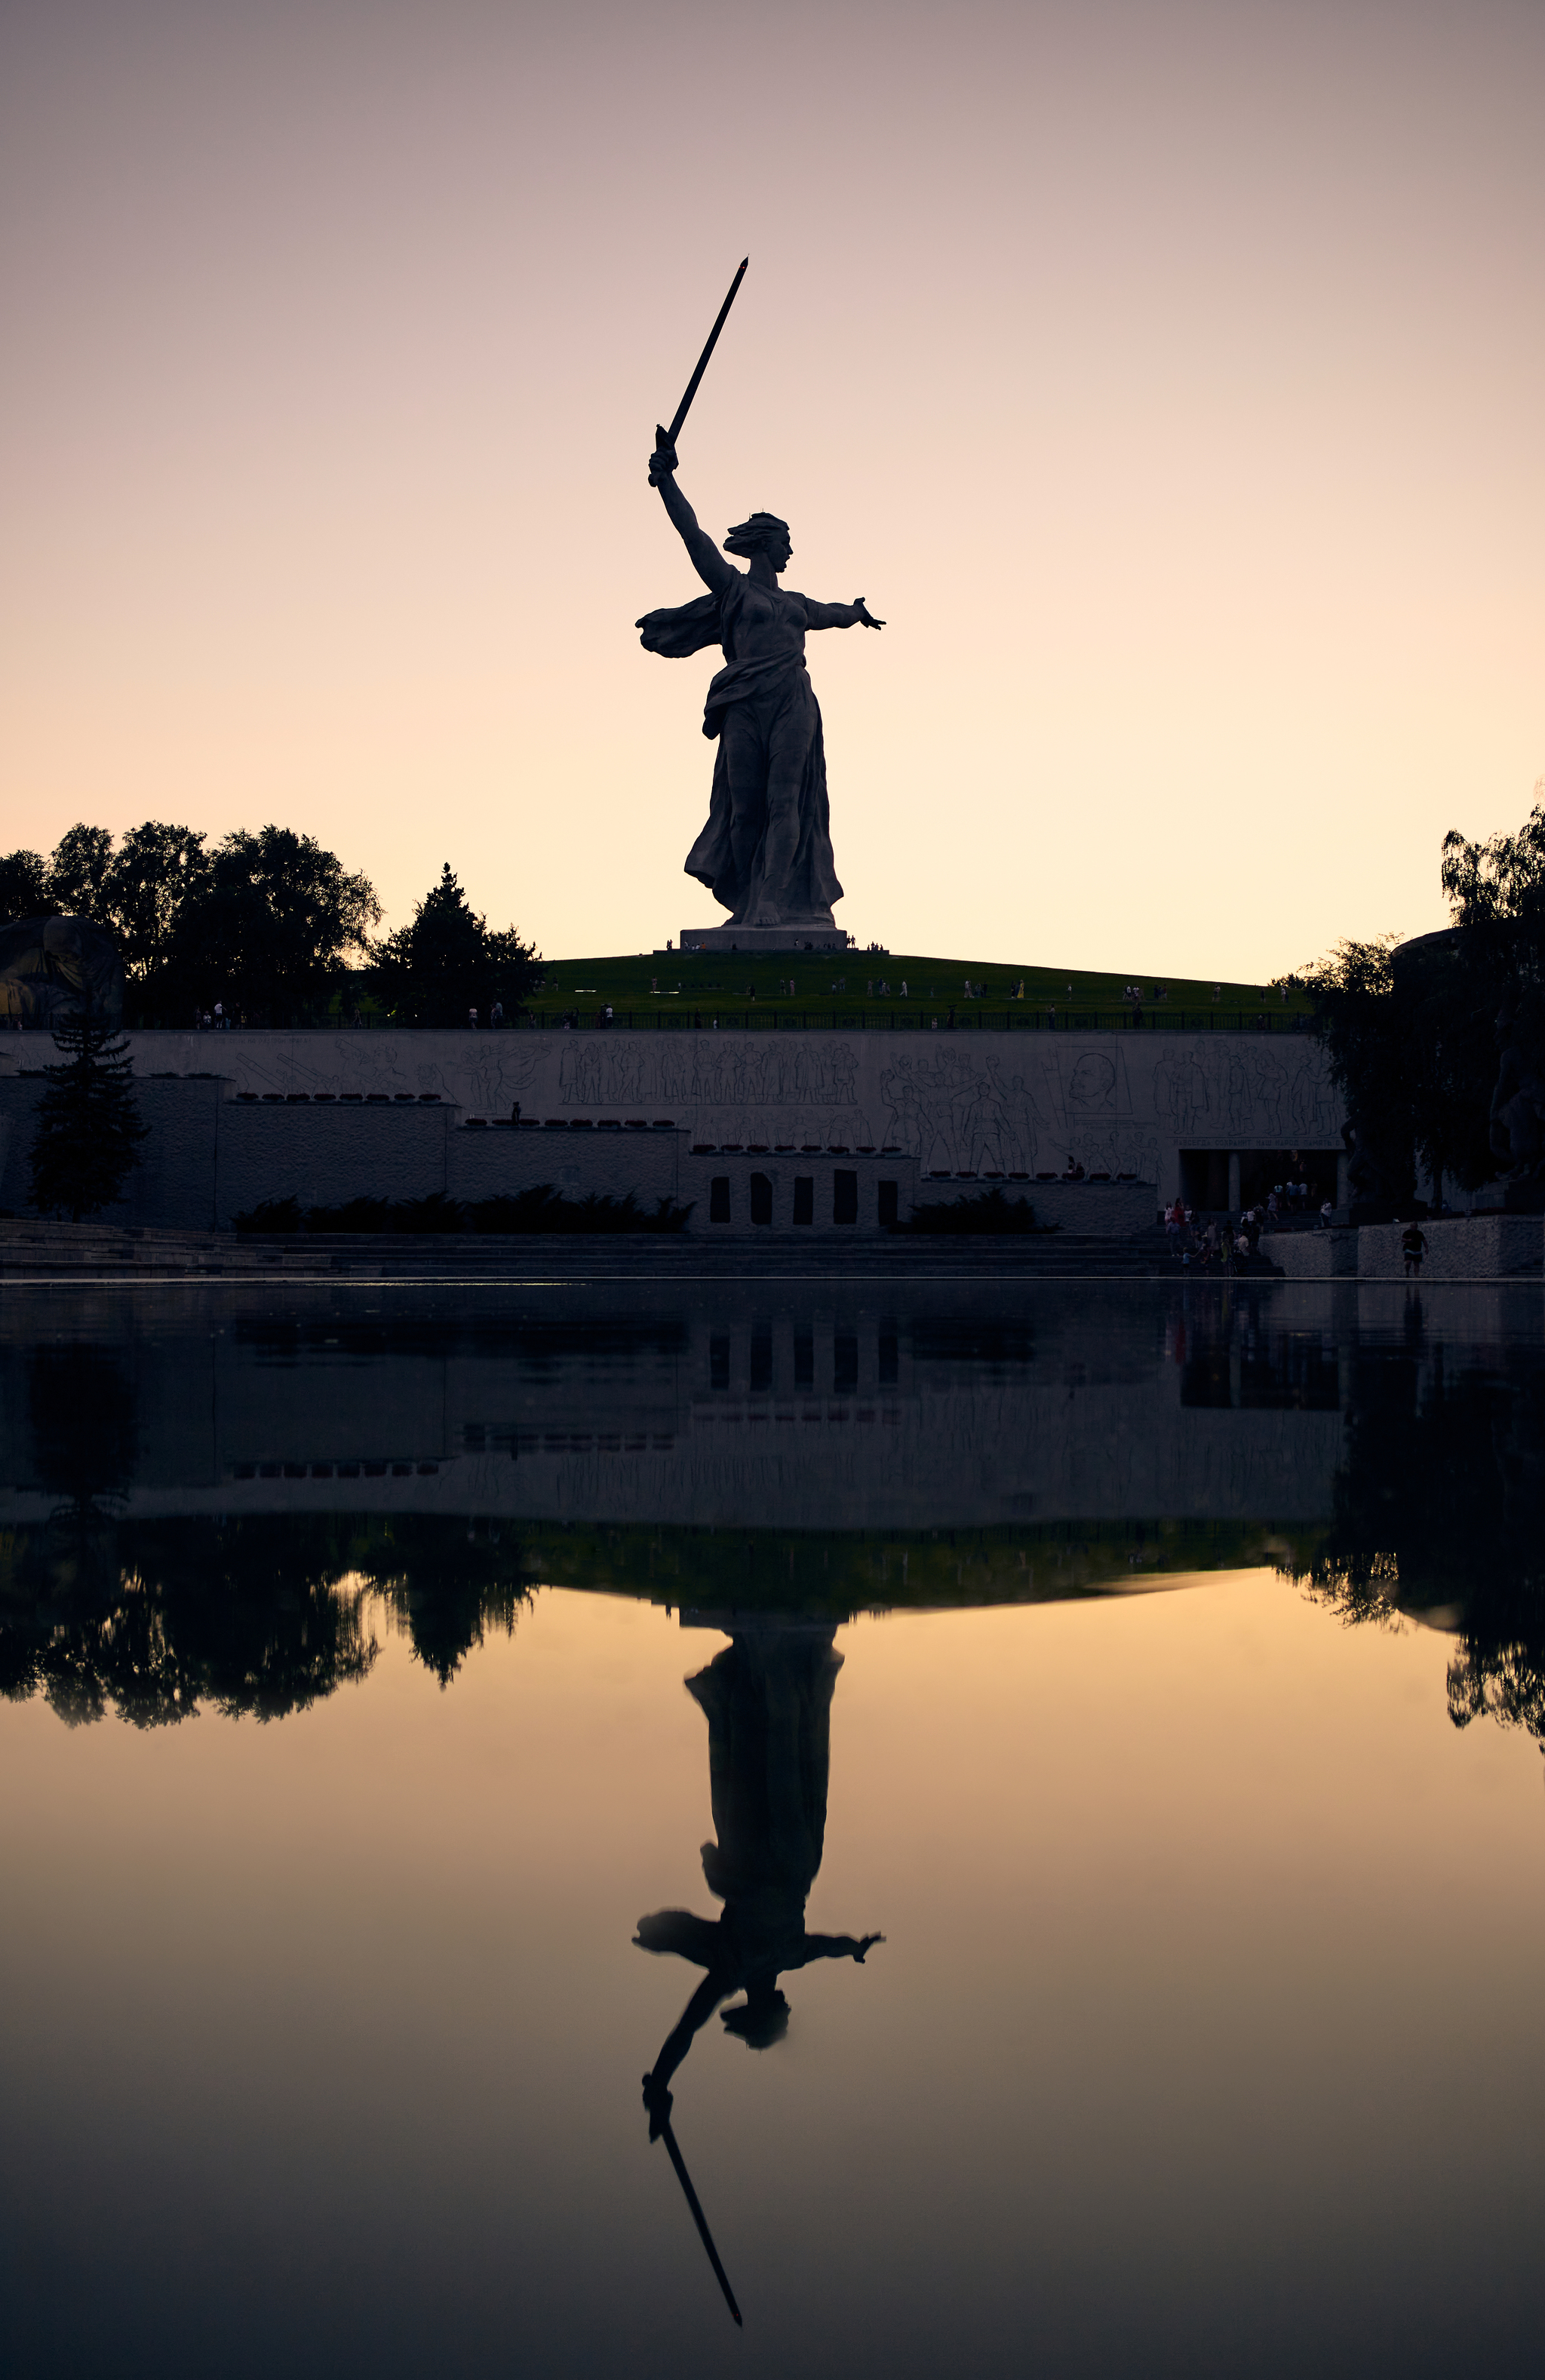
[798, 1930, 886, 1965]
[801, 595, 885, 631]
[649, 438, 734, 597]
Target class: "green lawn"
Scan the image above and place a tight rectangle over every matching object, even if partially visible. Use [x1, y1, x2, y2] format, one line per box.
[524, 948, 1311, 1027]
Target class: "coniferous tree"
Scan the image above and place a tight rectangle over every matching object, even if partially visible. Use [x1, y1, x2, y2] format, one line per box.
[370, 863, 542, 1026]
[28, 1007, 149, 1222]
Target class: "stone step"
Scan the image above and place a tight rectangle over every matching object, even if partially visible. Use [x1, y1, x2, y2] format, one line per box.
[0, 1218, 1277, 1281]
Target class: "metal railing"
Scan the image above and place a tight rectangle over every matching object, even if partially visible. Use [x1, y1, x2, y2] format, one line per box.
[514, 1006, 1316, 1035]
[125, 1006, 1316, 1036]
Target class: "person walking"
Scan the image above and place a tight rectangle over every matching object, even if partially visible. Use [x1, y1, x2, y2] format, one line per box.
[1402, 1220, 1428, 1277]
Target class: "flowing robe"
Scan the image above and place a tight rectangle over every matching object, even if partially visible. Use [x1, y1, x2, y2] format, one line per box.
[637, 575, 844, 926]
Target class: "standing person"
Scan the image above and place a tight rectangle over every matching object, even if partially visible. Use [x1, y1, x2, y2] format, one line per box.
[468, 1006, 478, 1029]
[1402, 1220, 1428, 1277]
[1319, 1196, 1335, 1229]
[1166, 1196, 1184, 1256]
[490, 1000, 504, 1030]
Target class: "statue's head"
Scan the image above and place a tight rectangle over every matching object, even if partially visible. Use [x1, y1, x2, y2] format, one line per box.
[723, 512, 791, 573]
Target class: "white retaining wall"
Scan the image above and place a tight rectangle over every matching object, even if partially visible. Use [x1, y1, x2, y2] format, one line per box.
[0, 1022, 1339, 1210]
[1267, 1215, 1543, 1280]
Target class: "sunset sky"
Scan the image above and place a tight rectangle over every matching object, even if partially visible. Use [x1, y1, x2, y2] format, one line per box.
[2, 0, 1540, 978]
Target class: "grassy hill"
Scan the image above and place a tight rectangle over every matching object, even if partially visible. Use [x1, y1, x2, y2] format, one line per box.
[523, 948, 1312, 1030]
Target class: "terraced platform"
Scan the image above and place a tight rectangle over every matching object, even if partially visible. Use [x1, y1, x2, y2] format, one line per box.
[0, 1219, 1278, 1282]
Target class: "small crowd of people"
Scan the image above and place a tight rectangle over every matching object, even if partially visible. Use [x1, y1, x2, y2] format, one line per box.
[1163, 1198, 1265, 1270]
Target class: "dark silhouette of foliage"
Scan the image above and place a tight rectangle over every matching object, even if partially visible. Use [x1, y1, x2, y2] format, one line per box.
[1285, 1340, 1545, 1743]
[349, 1517, 530, 1686]
[1297, 782, 1545, 1198]
[105, 821, 211, 993]
[5, 1358, 381, 1730]
[369, 862, 542, 1026]
[162, 825, 379, 1022]
[0, 847, 51, 918]
[232, 1187, 693, 1234]
[46, 822, 114, 917]
[894, 1186, 1053, 1234]
[28, 1007, 148, 1221]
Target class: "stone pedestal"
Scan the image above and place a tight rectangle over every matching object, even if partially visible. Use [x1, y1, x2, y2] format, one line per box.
[674, 923, 850, 954]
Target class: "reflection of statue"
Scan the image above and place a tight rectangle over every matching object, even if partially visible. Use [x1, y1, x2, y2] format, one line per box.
[638, 435, 884, 929]
[1488, 992, 1545, 1178]
[634, 1623, 881, 2305]
[0, 914, 123, 1026]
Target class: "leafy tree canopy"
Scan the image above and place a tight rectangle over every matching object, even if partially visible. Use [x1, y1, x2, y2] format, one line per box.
[0, 848, 51, 918]
[161, 825, 380, 1022]
[47, 823, 114, 917]
[1295, 782, 1545, 1196]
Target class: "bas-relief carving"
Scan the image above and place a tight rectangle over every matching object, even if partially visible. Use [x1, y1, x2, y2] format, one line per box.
[7, 1028, 1340, 1184]
[534, 1032, 1339, 1181]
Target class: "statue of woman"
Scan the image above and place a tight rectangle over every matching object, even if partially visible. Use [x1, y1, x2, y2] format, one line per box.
[637, 434, 883, 930]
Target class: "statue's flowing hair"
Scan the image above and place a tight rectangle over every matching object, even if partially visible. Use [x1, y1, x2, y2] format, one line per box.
[723, 511, 789, 558]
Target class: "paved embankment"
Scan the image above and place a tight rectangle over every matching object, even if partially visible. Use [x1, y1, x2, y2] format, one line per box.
[1265, 1213, 1544, 1281]
[0, 1219, 1272, 1282]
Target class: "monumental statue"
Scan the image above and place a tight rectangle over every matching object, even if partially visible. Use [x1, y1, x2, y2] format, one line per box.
[637, 262, 883, 939]
[0, 914, 124, 1027]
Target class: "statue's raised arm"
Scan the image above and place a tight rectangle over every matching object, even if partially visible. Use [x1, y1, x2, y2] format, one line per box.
[637, 425, 883, 935]
[649, 435, 734, 597]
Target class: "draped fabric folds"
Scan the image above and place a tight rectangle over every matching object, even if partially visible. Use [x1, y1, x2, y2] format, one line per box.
[636, 575, 843, 926]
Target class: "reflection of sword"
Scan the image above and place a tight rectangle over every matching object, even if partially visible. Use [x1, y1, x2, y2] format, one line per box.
[656, 257, 748, 454]
[655, 2113, 743, 2326]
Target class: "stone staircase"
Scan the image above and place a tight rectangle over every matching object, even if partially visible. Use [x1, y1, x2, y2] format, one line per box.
[0, 1218, 1279, 1282]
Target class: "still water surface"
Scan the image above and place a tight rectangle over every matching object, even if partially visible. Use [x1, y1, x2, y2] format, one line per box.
[3, 1281, 1543, 2375]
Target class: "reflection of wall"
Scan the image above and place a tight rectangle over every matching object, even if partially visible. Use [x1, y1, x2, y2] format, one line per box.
[0, 1027, 1344, 1223]
[0, 1284, 1347, 1533]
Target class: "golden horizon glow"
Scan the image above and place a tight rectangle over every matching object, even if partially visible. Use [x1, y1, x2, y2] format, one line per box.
[2, 0, 1540, 977]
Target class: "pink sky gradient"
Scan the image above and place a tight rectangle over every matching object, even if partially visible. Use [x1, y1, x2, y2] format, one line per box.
[2, 0, 1540, 976]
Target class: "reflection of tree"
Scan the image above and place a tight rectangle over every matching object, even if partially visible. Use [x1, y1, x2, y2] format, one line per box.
[2, 1516, 379, 1729]
[349, 1518, 529, 1685]
[1286, 1332, 1545, 1742]
[0, 1504, 536, 1724]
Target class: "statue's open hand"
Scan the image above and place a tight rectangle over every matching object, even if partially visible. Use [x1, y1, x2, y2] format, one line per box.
[649, 429, 678, 487]
[854, 598, 885, 629]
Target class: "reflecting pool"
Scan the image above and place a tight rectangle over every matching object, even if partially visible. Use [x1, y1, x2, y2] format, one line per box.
[3, 1280, 1544, 2375]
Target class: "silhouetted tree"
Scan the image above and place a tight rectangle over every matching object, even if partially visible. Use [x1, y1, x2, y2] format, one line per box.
[0, 848, 51, 919]
[164, 825, 379, 1021]
[1287, 1341, 1545, 1743]
[46, 823, 115, 917]
[352, 1514, 529, 1684]
[370, 863, 542, 1026]
[105, 821, 210, 995]
[1296, 782, 1545, 1197]
[28, 1007, 148, 1220]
